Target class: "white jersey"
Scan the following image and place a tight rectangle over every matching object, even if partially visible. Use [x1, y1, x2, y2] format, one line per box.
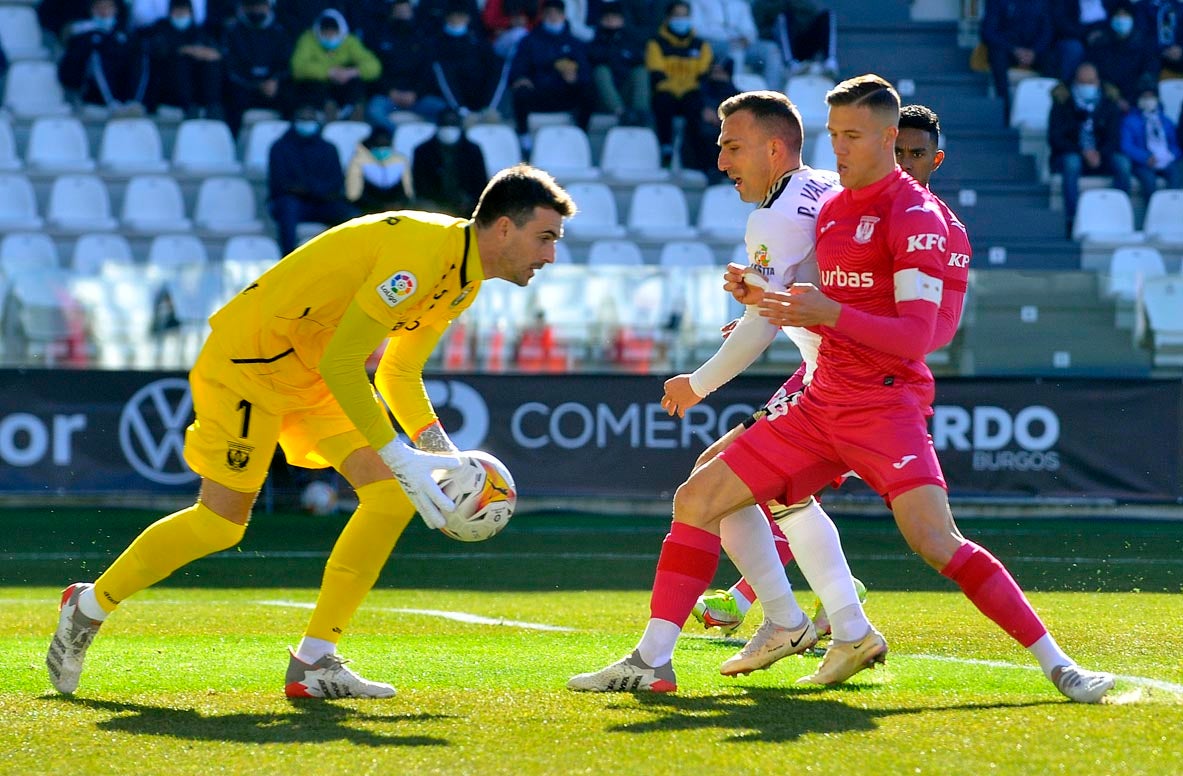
[690, 167, 842, 398]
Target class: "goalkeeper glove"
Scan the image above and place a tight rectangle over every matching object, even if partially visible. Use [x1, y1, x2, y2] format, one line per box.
[378, 440, 461, 529]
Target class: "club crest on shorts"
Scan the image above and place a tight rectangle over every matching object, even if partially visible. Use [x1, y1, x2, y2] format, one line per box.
[226, 441, 253, 471]
[377, 271, 417, 307]
[854, 215, 879, 244]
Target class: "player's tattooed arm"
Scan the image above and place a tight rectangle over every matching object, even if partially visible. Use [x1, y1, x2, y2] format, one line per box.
[414, 420, 460, 454]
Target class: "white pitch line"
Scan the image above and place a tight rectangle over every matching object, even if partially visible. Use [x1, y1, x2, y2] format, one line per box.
[909, 653, 1183, 695]
[256, 599, 576, 632]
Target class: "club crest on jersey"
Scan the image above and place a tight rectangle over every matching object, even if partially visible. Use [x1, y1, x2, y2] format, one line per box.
[854, 215, 879, 244]
[752, 243, 770, 268]
[377, 271, 417, 307]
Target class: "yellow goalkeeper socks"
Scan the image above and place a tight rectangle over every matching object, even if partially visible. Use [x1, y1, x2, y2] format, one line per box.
[303, 480, 413, 644]
[92, 502, 246, 613]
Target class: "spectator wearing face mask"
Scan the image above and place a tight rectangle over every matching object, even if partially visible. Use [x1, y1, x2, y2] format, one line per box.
[429, 1, 501, 119]
[143, 0, 223, 117]
[58, 0, 150, 115]
[1048, 61, 1132, 237]
[365, 0, 448, 128]
[646, 0, 713, 166]
[588, 0, 650, 126]
[1121, 78, 1183, 197]
[268, 105, 360, 254]
[291, 9, 382, 121]
[129, 0, 208, 29]
[346, 125, 414, 213]
[222, 0, 292, 135]
[1089, 2, 1157, 110]
[410, 110, 488, 217]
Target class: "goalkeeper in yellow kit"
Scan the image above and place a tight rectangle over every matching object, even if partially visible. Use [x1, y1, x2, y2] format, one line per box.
[47, 165, 576, 698]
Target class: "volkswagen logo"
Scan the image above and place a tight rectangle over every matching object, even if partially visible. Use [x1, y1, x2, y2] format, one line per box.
[119, 378, 198, 485]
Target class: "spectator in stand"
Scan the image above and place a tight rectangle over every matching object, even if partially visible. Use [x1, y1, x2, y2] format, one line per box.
[268, 104, 359, 254]
[417, 0, 480, 30]
[345, 125, 414, 213]
[1049, 61, 1132, 237]
[430, 1, 502, 120]
[1121, 77, 1183, 196]
[690, 0, 782, 93]
[365, 0, 447, 129]
[1140, 0, 1183, 78]
[509, 0, 595, 152]
[129, 0, 207, 29]
[40, 0, 125, 41]
[58, 0, 149, 115]
[144, 0, 223, 117]
[275, 0, 361, 41]
[1090, 2, 1157, 110]
[485, 0, 536, 60]
[1051, 0, 1111, 83]
[646, 0, 712, 167]
[613, 0, 661, 36]
[222, 0, 293, 136]
[694, 56, 738, 180]
[588, 0, 650, 126]
[751, 0, 837, 80]
[980, 0, 1054, 124]
[291, 9, 382, 121]
[411, 109, 487, 217]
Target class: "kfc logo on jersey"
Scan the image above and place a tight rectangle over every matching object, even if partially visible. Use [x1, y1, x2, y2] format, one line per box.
[854, 215, 879, 244]
[906, 233, 947, 253]
[948, 252, 970, 268]
[821, 266, 875, 288]
[377, 271, 417, 307]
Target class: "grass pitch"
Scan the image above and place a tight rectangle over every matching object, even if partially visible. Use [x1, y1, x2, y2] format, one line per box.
[2, 508, 1182, 775]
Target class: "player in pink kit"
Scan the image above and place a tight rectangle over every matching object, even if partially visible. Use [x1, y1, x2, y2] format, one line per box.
[692, 103, 972, 638]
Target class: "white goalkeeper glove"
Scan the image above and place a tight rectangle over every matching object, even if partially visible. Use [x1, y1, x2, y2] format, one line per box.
[378, 440, 462, 530]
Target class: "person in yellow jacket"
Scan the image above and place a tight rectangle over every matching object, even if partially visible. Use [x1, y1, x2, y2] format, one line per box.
[291, 8, 382, 120]
[47, 164, 576, 699]
[645, 0, 714, 168]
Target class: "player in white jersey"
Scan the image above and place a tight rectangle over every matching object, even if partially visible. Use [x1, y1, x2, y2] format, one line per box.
[570, 91, 871, 692]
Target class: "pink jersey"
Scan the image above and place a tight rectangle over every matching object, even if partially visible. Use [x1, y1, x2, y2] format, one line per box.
[808, 168, 947, 406]
[930, 194, 971, 351]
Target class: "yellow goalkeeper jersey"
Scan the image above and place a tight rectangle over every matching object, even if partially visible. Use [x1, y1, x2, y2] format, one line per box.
[206, 211, 483, 448]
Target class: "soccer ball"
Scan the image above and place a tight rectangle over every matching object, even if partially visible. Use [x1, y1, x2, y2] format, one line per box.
[300, 480, 339, 515]
[435, 450, 516, 542]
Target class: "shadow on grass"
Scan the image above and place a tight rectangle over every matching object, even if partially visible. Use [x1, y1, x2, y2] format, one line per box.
[49, 696, 450, 747]
[604, 687, 1062, 742]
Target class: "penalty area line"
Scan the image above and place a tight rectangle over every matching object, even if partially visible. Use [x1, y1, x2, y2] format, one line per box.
[256, 599, 576, 632]
[911, 653, 1183, 695]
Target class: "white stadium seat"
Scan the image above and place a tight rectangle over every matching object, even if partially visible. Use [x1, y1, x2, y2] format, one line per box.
[0, 5, 50, 60]
[1009, 77, 1058, 131]
[0, 118, 22, 171]
[659, 241, 717, 268]
[242, 119, 289, 177]
[1159, 79, 1183, 126]
[600, 126, 670, 182]
[785, 74, 834, 131]
[732, 72, 768, 92]
[71, 233, 134, 275]
[325, 120, 375, 169]
[193, 177, 264, 234]
[3, 61, 70, 118]
[1143, 189, 1183, 247]
[626, 182, 697, 240]
[171, 119, 242, 174]
[26, 117, 96, 173]
[1072, 188, 1143, 245]
[0, 173, 43, 230]
[1140, 276, 1183, 366]
[1, 231, 60, 275]
[223, 234, 282, 263]
[148, 233, 209, 269]
[1106, 246, 1166, 301]
[563, 182, 626, 240]
[466, 123, 523, 178]
[392, 121, 437, 163]
[809, 136, 837, 170]
[696, 183, 753, 242]
[47, 174, 118, 232]
[530, 125, 600, 182]
[99, 118, 169, 173]
[120, 175, 193, 233]
[586, 239, 644, 266]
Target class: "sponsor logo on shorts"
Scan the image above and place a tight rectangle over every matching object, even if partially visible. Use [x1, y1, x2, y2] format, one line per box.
[854, 215, 879, 244]
[377, 271, 417, 307]
[891, 454, 917, 469]
[226, 441, 253, 471]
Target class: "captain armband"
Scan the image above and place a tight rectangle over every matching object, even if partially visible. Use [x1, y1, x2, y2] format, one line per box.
[893, 268, 943, 305]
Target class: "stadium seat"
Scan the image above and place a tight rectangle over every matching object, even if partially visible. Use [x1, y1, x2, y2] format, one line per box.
[391, 120, 436, 162]
[1106, 246, 1166, 301]
[587, 239, 644, 266]
[1139, 275, 1183, 366]
[325, 120, 374, 169]
[0, 5, 50, 60]
[120, 175, 193, 233]
[526, 111, 574, 132]
[563, 182, 626, 240]
[80, 262, 158, 368]
[0, 118, 22, 171]
[193, 176, 264, 234]
[466, 123, 523, 178]
[785, 74, 834, 131]
[626, 182, 697, 240]
[530, 125, 600, 182]
[98, 118, 169, 173]
[3, 61, 70, 118]
[1159, 79, 1183, 128]
[809, 136, 837, 170]
[8, 268, 76, 363]
[696, 183, 753, 242]
[1009, 77, 1058, 132]
[0, 173, 43, 230]
[71, 233, 134, 275]
[26, 117, 96, 173]
[554, 240, 572, 263]
[242, 119, 289, 177]
[1143, 189, 1183, 247]
[222, 234, 281, 263]
[732, 72, 768, 92]
[46, 174, 118, 232]
[171, 119, 242, 174]
[659, 240, 717, 268]
[147, 233, 209, 268]
[0, 231, 60, 275]
[600, 126, 670, 182]
[1072, 188, 1143, 244]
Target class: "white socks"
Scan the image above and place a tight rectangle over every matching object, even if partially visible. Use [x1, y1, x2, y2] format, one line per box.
[294, 637, 337, 665]
[636, 618, 683, 667]
[1028, 632, 1074, 678]
[777, 498, 870, 642]
[719, 505, 804, 627]
[77, 586, 109, 621]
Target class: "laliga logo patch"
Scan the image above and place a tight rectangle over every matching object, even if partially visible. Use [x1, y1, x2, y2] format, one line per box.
[377, 271, 417, 307]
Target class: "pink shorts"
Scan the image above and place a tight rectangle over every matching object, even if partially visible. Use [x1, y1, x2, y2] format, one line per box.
[720, 391, 946, 506]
